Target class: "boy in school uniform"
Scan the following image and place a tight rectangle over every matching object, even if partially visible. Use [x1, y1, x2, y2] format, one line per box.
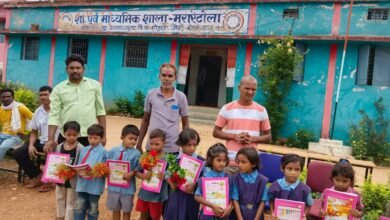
[106, 124, 141, 220]
[74, 124, 106, 220]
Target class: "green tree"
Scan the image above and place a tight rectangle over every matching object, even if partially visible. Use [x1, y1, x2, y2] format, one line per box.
[258, 36, 303, 140]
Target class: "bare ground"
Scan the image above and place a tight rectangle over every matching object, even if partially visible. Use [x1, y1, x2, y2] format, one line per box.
[0, 115, 388, 220]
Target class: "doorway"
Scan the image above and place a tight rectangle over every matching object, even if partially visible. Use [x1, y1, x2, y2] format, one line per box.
[186, 47, 227, 108]
[196, 56, 222, 107]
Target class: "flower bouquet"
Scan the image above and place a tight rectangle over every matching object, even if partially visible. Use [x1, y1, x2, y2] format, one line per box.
[139, 149, 159, 170]
[166, 154, 186, 190]
[56, 163, 77, 181]
[91, 162, 111, 178]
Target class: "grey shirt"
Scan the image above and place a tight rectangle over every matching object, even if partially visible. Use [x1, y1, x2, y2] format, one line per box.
[144, 87, 189, 153]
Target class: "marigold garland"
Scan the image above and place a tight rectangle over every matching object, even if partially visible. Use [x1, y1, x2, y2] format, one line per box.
[139, 149, 159, 170]
[56, 163, 76, 181]
[91, 162, 111, 178]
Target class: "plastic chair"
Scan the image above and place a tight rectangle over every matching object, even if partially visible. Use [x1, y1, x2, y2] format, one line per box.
[258, 152, 284, 183]
[306, 160, 334, 218]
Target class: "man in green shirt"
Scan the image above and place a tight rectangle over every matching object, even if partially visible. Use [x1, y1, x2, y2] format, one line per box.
[44, 54, 106, 152]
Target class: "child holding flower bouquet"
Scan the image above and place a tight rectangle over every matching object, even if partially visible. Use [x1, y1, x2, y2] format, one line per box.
[105, 124, 141, 220]
[74, 124, 107, 220]
[164, 128, 205, 220]
[55, 121, 84, 220]
[135, 129, 168, 220]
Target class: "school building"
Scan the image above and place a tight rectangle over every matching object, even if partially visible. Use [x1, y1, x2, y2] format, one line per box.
[0, 0, 389, 143]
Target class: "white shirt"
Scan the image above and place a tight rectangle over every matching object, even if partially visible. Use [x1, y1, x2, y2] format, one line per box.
[29, 105, 49, 144]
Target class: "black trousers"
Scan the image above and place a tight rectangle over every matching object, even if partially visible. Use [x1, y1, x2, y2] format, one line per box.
[14, 140, 44, 179]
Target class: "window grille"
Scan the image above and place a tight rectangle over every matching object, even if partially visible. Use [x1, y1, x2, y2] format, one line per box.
[283, 9, 299, 19]
[367, 8, 389, 20]
[123, 40, 148, 68]
[0, 19, 4, 43]
[21, 37, 40, 60]
[69, 38, 89, 64]
[357, 45, 390, 87]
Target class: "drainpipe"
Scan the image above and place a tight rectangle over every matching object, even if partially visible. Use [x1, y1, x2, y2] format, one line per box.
[330, 0, 355, 139]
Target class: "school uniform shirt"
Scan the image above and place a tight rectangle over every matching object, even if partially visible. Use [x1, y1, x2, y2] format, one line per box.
[269, 177, 313, 206]
[231, 170, 269, 201]
[106, 145, 141, 195]
[75, 144, 107, 195]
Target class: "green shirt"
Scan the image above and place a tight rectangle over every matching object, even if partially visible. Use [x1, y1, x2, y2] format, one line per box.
[48, 77, 106, 136]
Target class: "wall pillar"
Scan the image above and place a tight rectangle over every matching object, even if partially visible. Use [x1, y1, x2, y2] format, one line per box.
[226, 45, 237, 103]
[177, 44, 190, 92]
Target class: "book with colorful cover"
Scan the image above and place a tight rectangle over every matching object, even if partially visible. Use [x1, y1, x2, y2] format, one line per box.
[42, 153, 70, 184]
[178, 154, 203, 192]
[66, 163, 92, 179]
[323, 189, 358, 220]
[107, 160, 130, 188]
[141, 160, 167, 193]
[274, 198, 305, 220]
[202, 177, 229, 216]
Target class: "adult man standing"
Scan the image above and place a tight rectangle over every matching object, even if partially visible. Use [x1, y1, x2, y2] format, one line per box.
[213, 75, 272, 173]
[44, 54, 106, 152]
[0, 88, 33, 160]
[14, 86, 53, 189]
[136, 63, 189, 154]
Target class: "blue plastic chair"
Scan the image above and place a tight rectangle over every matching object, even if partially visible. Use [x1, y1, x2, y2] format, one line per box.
[258, 152, 284, 183]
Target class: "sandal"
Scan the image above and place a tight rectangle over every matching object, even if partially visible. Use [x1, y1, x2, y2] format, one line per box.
[38, 183, 54, 192]
[26, 173, 43, 189]
[26, 180, 43, 189]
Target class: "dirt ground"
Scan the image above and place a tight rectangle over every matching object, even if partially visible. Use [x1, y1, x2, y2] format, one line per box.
[0, 115, 388, 220]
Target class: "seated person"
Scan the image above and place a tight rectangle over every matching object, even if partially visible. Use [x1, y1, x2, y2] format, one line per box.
[0, 88, 33, 160]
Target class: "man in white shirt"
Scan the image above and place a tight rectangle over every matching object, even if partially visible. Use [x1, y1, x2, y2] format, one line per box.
[14, 86, 53, 189]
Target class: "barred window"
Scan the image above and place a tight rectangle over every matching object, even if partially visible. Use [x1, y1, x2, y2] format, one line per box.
[123, 40, 148, 68]
[0, 19, 5, 43]
[283, 9, 299, 19]
[367, 8, 389, 20]
[21, 37, 40, 60]
[69, 38, 89, 64]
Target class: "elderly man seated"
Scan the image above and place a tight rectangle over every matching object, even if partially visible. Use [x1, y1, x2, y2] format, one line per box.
[0, 88, 33, 160]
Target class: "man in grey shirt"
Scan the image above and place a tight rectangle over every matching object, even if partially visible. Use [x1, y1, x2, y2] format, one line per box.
[136, 63, 189, 154]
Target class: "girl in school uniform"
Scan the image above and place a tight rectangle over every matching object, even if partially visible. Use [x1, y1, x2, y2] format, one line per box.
[164, 128, 205, 220]
[194, 143, 233, 220]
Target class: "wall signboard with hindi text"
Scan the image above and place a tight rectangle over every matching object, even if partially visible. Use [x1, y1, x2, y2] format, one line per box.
[58, 9, 249, 35]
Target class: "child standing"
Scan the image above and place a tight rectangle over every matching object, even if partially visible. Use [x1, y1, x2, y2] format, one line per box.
[232, 147, 269, 220]
[106, 124, 141, 220]
[55, 121, 84, 220]
[268, 154, 312, 218]
[164, 128, 205, 220]
[135, 129, 168, 220]
[194, 143, 233, 220]
[74, 124, 106, 220]
[319, 159, 364, 219]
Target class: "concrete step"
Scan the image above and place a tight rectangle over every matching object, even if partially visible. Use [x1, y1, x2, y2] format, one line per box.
[188, 105, 220, 115]
[189, 111, 217, 121]
[309, 142, 352, 157]
[319, 138, 343, 146]
[189, 117, 216, 126]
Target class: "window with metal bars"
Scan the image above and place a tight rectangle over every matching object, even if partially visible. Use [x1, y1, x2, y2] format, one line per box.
[0, 19, 4, 43]
[283, 9, 299, 19]
[21, 37, 40, 60]
[69, 38, 89, 64]
[357, 45, 390, 87]
[367, 8, 389, 20]
[123, 40, 148, 68]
